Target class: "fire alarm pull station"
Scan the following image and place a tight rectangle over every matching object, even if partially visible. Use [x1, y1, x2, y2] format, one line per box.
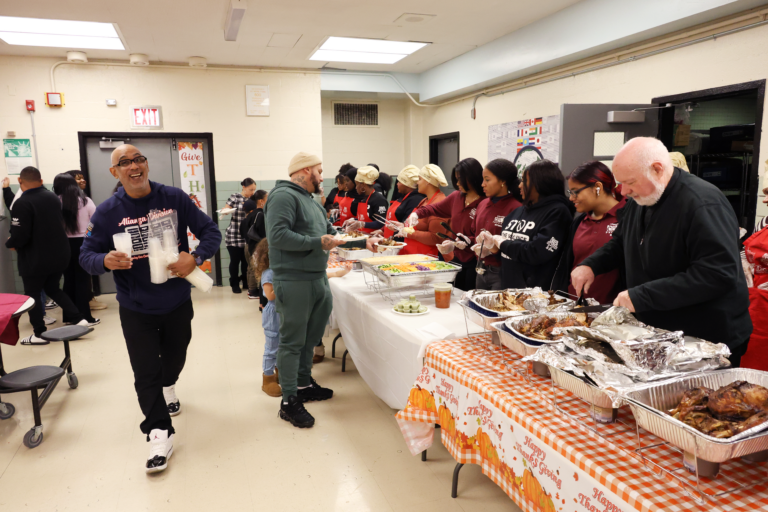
[26, 100, 35, 112]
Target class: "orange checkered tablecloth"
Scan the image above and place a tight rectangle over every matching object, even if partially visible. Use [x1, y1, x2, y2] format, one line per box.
[395, 335, 768, 512]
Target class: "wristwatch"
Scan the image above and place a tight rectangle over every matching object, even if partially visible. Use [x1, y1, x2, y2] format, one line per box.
[191, 252, 204, 266]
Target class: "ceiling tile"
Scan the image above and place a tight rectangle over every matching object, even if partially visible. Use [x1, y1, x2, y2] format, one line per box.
[267, 33, 302, 48]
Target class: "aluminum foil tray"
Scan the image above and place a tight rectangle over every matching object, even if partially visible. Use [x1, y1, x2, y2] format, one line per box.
[505, 312, 592, 346]
[625, 369, 768, 462]
[371, 262, 461, 288]
[491, 320, 542, 357]
[460, 300, 505, 331]
[337, 247, 373, 261]
[468, 289, 572, 318]
[549, 365, 614, 409]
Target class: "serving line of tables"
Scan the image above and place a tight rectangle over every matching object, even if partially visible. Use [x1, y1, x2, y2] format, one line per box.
[395, 336, 768, 512]
[327, 265, 483, 409]
[324, 256, 768, 511]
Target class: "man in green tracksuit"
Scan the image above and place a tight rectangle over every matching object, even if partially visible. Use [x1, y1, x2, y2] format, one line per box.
[265, 152, 346, 428]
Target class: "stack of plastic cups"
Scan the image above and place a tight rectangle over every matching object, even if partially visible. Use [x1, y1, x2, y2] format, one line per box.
[148, 237, 168, 284]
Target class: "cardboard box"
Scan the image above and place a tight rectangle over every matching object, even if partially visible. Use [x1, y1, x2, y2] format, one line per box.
[673, 124, 691, 147]
[731, 140, 754, 152]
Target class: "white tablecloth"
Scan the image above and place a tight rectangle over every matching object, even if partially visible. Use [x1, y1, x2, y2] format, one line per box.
[328, 271, 483, 409]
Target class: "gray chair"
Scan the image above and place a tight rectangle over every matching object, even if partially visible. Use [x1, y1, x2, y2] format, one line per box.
[0, 323, 92, 448]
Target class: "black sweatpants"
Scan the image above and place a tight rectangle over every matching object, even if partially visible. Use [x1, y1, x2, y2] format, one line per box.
[23, 272, 83, 336]
[63, 237, 95, 323]
[226, 245, 248, 288]
[119, 299, 194, 436]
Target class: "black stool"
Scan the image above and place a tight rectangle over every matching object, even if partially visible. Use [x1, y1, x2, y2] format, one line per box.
[0, 324, 92, 448]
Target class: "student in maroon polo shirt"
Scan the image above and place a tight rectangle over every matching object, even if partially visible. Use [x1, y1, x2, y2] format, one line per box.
[425, 158, 486, 291]
[469, 159, 523, 290]
[552, 161, 627, 304]
[552, 161, 627, 303]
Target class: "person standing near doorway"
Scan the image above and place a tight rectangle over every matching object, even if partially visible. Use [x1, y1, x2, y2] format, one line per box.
[54, 173, 100, 326]
[67, 170, 108, 312]
[6, 167, 89, 345]
[265, 152, 346, 428]
[221, 178, 256, 293]
[80, 144, 222, 473]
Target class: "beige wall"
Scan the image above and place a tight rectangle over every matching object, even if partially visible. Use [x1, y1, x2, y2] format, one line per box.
[0, 56, 322, 182]
[321, 96, 416, 182]
[415, 24, 768, 218]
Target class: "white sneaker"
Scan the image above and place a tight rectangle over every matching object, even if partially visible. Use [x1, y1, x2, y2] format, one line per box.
[75, 319, 99, 328]
[146, 429, 174, 474]
[163, 385, 181, 416]
[45, 299, 58, 310]
[20, 334, 49, 346]
[43, 315, 56, 326]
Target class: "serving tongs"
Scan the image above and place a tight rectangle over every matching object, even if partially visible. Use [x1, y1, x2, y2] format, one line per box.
[439, 222, 471, 246]
[568, 291, 612, 313]
[372, 214, 397, 242]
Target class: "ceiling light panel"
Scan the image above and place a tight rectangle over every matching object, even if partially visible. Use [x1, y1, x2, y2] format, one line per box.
[311, 50, 405, 64]
[0, 16, 124, 50]
[310, 37, 427, 64]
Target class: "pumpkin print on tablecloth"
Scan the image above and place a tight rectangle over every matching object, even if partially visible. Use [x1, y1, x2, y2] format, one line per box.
[521, 469, 556, 512]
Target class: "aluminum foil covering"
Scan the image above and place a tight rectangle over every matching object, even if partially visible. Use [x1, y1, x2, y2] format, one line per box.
[590, 306, 642, 327]
[625, 369, 768, 462]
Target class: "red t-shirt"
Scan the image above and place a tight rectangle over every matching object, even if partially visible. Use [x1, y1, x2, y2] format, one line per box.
[568, 197, 627, 304]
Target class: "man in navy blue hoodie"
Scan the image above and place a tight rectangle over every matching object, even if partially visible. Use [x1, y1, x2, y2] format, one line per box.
[80, 144, 221, 474]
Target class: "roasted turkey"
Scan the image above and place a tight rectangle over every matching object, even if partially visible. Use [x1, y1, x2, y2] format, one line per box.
[668, 382, 768, 438]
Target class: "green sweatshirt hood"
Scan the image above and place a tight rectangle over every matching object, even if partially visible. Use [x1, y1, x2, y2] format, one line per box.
[264, 180, 335, 281]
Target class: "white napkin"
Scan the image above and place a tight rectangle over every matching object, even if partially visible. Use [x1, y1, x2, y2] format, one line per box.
[416, 322, 455, 360]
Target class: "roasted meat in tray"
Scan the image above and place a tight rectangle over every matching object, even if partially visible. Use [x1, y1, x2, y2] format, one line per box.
[669, 381, 768, 438]
[517, 315, 592, 341]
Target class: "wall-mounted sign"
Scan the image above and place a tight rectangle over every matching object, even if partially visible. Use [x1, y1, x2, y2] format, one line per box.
[177, 141, 209, 270]
[245, 85, 270, 116]
[130, 105, 163, 129]
[3, 138, 34, 176]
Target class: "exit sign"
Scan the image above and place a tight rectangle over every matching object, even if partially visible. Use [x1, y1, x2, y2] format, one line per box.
[130, 106, 163, 130]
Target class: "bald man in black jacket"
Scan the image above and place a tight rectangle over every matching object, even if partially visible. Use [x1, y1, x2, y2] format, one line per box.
[6, 167, 86, 344]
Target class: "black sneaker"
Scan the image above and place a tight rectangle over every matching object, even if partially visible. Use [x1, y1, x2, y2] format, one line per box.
[279, 395, 315, 428]
[231, 285, 242, 294]
[297, 378, 333, 403]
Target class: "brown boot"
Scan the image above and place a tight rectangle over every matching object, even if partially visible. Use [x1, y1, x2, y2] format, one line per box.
[313, 344, 325, 364]
[262, 373, 282, 397]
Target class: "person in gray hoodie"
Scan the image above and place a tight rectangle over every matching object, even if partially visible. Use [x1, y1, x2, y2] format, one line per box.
[264, 152, 345, 428]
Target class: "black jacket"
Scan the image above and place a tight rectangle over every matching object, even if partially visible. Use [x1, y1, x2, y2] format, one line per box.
[393, 192, 426, 222]
[498, 194, 574, 289]
[239, 208, 265, 252]
[6, 186, 70, 277]
[323, 187, 339, 211]
[582, 168, 751, 348]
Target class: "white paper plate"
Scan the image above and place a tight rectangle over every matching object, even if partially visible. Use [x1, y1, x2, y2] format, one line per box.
[337, 236, 369, 242]
[392, 306, 430, 316]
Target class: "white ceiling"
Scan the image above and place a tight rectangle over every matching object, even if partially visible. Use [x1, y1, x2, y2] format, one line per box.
[0, 0, 581, 72]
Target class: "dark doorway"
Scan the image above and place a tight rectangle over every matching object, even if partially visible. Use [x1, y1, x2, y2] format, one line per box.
[429, 131, 460, 196]
[654, 80, 765, 231]
[77, 132, 222, 292]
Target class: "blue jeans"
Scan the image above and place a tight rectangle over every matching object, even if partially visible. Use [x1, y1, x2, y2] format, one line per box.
[263, 332, 279, 375]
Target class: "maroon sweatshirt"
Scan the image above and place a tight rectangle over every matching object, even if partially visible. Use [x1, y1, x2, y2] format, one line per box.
[472, 194, 522, 267]
[416, 191, 483, 263]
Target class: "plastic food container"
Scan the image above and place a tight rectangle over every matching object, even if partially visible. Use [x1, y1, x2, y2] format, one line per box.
[433, 283, 453, 309]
